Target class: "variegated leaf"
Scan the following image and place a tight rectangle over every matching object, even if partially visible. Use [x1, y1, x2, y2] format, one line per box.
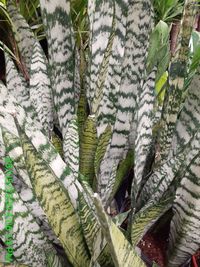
[104, 150, 134, 206]
[87, 0, 114, 108]
[14, 120, 90, 267]
[0, 169, 62, 267]
[137, 129, 200, 211]
[159, 0, 197, 160]
[133, 68, 156, 197]
[98, 0, 154, 197]
[93, 194, 146, 267]
[30, 41, 54, 136]
[1, 126, 61, 245]
[171, 64, 200, 156]
[168, 152, 200, 267]
[6, 0, 35, 74]
[79, 115, 98, 187]
[39, 0, 80, 137]
[5, 52, 37, 122]
[63, 117, 79, 180]
[1, 126, 32, 188]
[131, 195, 173, 247]
[94, 124, 112, 178]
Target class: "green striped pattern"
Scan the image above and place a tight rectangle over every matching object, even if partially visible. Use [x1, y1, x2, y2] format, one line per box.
[5, 53, 36, 121]
[94, 124, 112, 177]
[171, 65, 200, 156]
[78, 191, 99, 254]
[79, 181, 114, 267]
[133, 68, 156, 196]
[98, 0, 153, 197]
[137, 130, 200, 210]
[93, 194, 146, 267]
[13, 105, 81, 208]
[30, 41, 54, 136]
[63, 118, 79, 180]
[7, 0, 35, 73]
[79, 115, 98, 186]
[95, 0, 128, 136]
[131, 195, 173, 247]
[1, 126, 61, 246]
[15, 122, 90, 267]
[87, 0, 114, 108]
[159, 0, 197, 160]
[1, 126, 32, 188]
[104, 150, 134, 206]
[168, 153, 200, 266]
[39, 0, 80, 137]
[91, 14, 116, 116]
[0, 170, 62, 267]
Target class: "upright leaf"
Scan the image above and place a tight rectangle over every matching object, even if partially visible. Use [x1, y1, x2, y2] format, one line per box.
[30, 41, 54, 136]
[6, 0, 35, 73]
[63, 117, 79, 180]
[93, 194, 146, 267]
[79, 115, 98, 186]
[5, 52, 37, 122]
[39, 0, 80, 137]
[168, 152, 200, 267]
[171, 64, 200, 156]
[98, 0, 154, 197]
[133, 67, 156, 197]
[158, 0, 197, 160]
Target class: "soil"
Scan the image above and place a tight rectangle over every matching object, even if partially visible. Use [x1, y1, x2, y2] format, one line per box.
[138, 231, 168, 267]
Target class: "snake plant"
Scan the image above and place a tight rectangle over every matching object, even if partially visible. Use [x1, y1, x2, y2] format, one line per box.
[0, 0, 200, 267]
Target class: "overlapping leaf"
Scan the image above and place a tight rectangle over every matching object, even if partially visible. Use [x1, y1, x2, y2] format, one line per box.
[93, 194, 146, 267]
[14, 120, 90, 267]
[0, 169, 62, 267]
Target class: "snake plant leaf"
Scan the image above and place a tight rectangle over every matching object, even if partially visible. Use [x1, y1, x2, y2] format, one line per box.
[137, 130, 200, 211]
[39, 0, 80, 137]
[63, 117, 79, 180]
[0, 169, 63, 267]
[95, 0, 130, 136]
[167, 153, 200, 266]
[104, 150, 134, 206]
[159, 0, 197, 160]
[30, 41, 54, 136]
[171, 65, 200, 157]
[98, 0, 154, 197]
[87, 0, 114, 107]
[15, 121, 90, 267]
[93, 193, 146, 267]
[78, 190, 99, 255]
[1, 127, 61, 245]
[94, 124, 112, 177]
[78, 180, 114, 267]
[79, 115, 98, 187]
[1, 126, 32, 188]
[12, 104, 81, 209]
[133, 68, 156, 197]
[131, 195, 173, 247]
[91, 16, 115, 116]
[5, 53, 37, 122]
[6, 0, 35, 74]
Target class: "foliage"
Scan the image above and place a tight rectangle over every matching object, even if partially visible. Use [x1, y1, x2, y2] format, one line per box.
[0, 0, 200, 267]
